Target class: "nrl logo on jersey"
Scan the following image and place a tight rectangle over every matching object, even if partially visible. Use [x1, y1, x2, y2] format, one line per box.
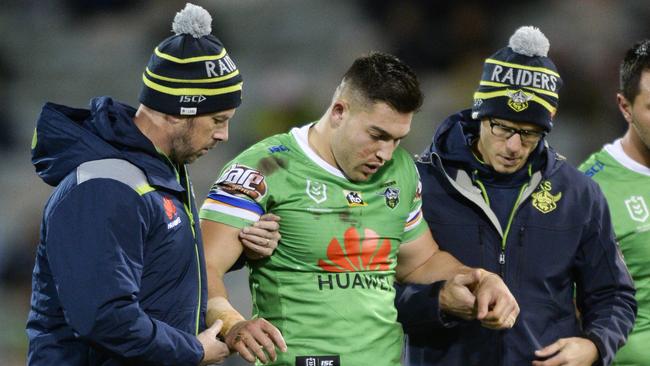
[306, 179, 327, 204]
[344, 190, 366, 207]
[377, 187, 400, 209]
[532, 180, 562, 214]
[625, 195, 649, 223]
[506, 89, 534, 112]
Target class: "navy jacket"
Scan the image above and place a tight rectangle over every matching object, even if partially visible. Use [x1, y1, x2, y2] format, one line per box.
[27, 97, 207, 365]
[396, 110, 636, 366]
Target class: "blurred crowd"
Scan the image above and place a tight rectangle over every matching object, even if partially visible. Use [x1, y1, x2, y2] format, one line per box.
[1, 1, 649, 364]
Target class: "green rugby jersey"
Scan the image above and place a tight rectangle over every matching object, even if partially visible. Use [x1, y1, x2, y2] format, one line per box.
[580, 139, 650, 365]
[200, 124, 428, 366]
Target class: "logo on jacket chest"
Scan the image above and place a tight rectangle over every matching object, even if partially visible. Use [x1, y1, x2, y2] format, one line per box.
[163, 196, 182, 229]
[531, 180, 562, 214]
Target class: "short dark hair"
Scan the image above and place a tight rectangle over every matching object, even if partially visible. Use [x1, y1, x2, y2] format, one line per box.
[620, 39, 650, 102]
[342, 52, 423, 113]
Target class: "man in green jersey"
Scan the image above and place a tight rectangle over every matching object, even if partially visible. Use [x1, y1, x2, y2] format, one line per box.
[199, 52, 520, 365]
[580, 39, 650, 365]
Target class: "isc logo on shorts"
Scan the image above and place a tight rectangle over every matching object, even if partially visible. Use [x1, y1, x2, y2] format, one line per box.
[296, 355, 340, 366]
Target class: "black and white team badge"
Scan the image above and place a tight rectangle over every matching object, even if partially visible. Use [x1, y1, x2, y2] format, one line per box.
[379, 187, 400, 209]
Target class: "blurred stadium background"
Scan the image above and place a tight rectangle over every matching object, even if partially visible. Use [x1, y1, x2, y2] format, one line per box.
[1, 1, 648, 364]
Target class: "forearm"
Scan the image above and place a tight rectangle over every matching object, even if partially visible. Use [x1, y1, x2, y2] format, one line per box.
[207, 296, 246, 336]
[202, 220, 250, 335]
[399, 250, 471, 284]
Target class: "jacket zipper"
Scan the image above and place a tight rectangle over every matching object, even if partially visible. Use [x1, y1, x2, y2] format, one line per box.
[158, 152, 202, 335]
[499, 183, 527, 277]
[475, 176, 528, 278]
[180, 166, 201, 336]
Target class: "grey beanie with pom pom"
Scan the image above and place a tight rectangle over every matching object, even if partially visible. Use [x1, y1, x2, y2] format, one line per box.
[471, 26, 562, 131]
[139, 3, 242, 116]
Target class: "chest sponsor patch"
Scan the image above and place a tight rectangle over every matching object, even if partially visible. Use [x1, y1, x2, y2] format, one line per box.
[296, 355, 340, 366]
[163, 196, 182, 229]
[344, 190, 366, 207]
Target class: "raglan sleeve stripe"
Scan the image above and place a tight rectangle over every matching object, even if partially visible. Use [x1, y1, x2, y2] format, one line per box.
[199, 163, 268, 228]
[404, 204, 423, 232]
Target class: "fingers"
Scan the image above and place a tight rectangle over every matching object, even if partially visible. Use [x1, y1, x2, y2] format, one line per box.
[240, 225, 278, 245]
[250, 320, 287, 362]
[238, 331, 271, 363]
[196, 320, 231, 366]
[231, 334, 258, 363]
[226, 319, 286, 364]
[239, 223, 281, 259]
[262, 320, 287, 353]
[251, 215, 280, 233]
[474, 272, 519, 327]
[241, 238, 274, 258]
[259, 213, 281, 222]
[479, 290, 512, 328]
[209, 319, 224, 335]
[480, 310, 516, 329]
[475, 287, 492, 320]
[535, 338, 565, 359]
[439, 279, 477, 320]
[452, 269, 482, 287]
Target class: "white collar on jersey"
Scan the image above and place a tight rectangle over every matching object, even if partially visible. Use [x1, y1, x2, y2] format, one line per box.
[604, 138, 650, 176]
[291, 123, 347, 179]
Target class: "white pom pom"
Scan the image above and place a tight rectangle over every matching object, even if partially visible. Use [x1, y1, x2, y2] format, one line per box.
[508, 26, 549, 57]
[172, 3, 212, 38]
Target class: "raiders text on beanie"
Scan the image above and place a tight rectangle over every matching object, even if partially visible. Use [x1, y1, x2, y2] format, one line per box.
[471, 26, 562, 131]
[139, 3, 243, 116]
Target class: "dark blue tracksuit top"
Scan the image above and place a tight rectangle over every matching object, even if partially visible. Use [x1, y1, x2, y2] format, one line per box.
[396, 110, 637, 366]
[27, 97, 208, 365]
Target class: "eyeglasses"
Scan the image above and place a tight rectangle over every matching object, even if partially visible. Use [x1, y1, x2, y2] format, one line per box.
[488, 118, 546, 145]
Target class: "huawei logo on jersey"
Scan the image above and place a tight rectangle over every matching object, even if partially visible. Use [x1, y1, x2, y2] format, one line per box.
[317, 227, 392, 272]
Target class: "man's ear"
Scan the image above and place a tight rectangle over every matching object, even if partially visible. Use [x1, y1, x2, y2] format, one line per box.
[617, 93, 634, 123]
[330, 100, 348, 128]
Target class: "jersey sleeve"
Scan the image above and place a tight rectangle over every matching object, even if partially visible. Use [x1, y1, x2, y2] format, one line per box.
[199, 154, 269, 229]
[401, 155, 428, 243]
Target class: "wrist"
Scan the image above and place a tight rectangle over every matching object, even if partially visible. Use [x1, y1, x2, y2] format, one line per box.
[206, 298, 246, 336]
[220, 311, 246, 336]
